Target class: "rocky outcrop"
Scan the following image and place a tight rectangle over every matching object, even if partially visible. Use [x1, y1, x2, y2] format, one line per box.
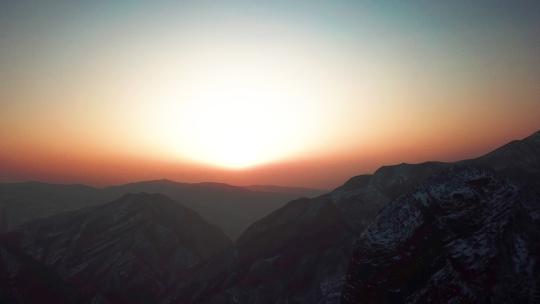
[342, 166, 540, 303]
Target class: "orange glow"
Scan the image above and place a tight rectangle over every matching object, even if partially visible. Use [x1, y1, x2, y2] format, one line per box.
[1, 1, 540, 188]
[1, 122, 538, 189]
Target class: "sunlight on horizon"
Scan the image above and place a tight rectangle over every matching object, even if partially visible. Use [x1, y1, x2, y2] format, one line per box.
[131, 37, 354, 169]
[1, 1, 539, 186]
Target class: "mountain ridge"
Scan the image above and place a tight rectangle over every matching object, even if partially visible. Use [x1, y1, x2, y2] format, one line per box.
[0, 179, 322, 239]
[168, 129, 540, 303]
[8, 192, 232, 304]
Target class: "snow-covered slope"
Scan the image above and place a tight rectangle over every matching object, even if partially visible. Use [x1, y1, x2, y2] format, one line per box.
[342, 166, 540, 303]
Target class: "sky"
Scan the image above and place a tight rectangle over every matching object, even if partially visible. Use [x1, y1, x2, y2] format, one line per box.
[1, 0, 540, 189]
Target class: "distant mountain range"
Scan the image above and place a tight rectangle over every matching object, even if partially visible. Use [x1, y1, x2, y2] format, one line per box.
[1, 129, 539, 303]
[245, 185, 326, 197]
[0, 180, 325, 239]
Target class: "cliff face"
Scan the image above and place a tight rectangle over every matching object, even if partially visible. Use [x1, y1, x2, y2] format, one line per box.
[342, 166, 540, 303]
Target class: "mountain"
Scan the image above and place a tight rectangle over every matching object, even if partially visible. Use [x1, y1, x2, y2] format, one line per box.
[8, 193, 232, 304]
[341, 166, 540, 303]
[165, 164, 450, 303]
[165, 129, 540, 303]
[102, 180, 313, 239]
[3, 131, 536, 240]
[0, 180, 320, 239]
[1, 129, 539, 303]
[464, 130, 540, 189]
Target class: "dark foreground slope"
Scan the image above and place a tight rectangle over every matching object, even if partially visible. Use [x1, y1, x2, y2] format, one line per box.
[342, 166, 540, 303]
[9, 193, 232, 304]
[0, 236, 103, 304]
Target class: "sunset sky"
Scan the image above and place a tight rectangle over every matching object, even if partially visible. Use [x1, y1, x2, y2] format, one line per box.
[1, 0, 539, 189]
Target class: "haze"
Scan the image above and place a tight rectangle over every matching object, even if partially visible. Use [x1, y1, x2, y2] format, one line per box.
[1, 0, 539, 188]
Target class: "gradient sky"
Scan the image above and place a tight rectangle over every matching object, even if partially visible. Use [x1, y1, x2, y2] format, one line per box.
[1, 0, 540, 189]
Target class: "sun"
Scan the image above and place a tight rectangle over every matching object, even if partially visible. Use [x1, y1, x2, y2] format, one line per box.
[174, 65, 311, 169]
[137, 41, 348, 169]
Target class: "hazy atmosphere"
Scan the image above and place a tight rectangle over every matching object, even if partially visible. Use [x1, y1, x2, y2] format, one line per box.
[2, 1, 540, 304]
[2, 0, 539, 188]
